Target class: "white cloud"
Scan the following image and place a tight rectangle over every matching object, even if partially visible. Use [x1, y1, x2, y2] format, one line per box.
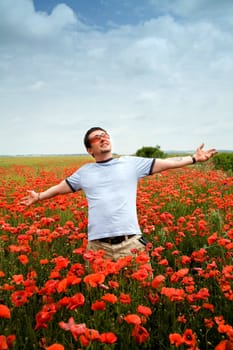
[0, 0, 232, 155]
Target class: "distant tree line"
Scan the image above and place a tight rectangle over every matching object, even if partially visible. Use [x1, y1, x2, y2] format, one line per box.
[212, 152, 233, 173]
[135, 145, 166, 158]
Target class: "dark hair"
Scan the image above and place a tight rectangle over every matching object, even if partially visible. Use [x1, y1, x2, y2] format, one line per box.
[84, 127, 107, 148]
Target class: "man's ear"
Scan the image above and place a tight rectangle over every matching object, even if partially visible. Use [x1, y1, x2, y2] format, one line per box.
[87, 147, 95, 158]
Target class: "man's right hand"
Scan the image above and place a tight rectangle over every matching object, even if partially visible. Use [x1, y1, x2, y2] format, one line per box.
[20, 190, 39, 206]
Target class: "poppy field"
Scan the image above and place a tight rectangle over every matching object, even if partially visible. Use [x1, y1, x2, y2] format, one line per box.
[0, 156, 233, 350]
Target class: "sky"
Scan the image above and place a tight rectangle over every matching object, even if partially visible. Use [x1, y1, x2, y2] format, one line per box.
[1, 0, 233, 155]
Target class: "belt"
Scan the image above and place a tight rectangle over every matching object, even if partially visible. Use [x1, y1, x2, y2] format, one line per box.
[97, 234, 136, 245]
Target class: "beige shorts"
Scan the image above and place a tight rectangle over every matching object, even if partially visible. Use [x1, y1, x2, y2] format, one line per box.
[87, 234, 146, 261]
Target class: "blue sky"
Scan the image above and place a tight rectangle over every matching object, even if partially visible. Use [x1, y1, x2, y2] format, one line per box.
[1, 0, 233, 155]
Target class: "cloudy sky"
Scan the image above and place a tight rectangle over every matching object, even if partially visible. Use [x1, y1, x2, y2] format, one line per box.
[1, 0, 233, 155]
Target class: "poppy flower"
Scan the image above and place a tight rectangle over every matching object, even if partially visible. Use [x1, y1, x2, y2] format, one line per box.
[79, 334, 90, 346]
[11, 290, 29, 307]
[135, 252, 150, 264]
[0, 335, 7, 350]
[101, 293, 117, 304]
[169, 333, 183, 346]
[204, 318, 214, 328]
[215, 340, 233, 350]
[12, 274, 24, 285]
[151, 274, 165, 289]
[67, 292, 85, 310]
[119, 293, 131, 304]
[18, 254, 29, 265]
[161, 287, 185, 302]
[0, 334, 16, 349]
[84, 328, 100, 341]
[137, 305, 152, 317]
[46, 344, 64, 350]
[182, 329, 196, 348]
[99, 332, 117, 344]
[5, 334, 16, 348]
[131, 269, 149, 281]
[124, 314, 141, 325]
[35, 303, 57, 330]
[91, 300, 106, 311]
[131, 324, 149, 344]
[108, 280, 119, 289]
[83, 273, 105, 287]
[0, 304, 11, 319]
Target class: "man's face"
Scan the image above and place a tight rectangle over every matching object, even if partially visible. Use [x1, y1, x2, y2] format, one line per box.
[87, 130, 112, 157]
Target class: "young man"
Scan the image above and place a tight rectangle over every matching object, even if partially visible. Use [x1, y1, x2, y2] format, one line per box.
[21, 127, 217, 260]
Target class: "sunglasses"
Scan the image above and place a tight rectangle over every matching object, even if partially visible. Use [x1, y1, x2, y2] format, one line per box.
[89, 132, 110, 144]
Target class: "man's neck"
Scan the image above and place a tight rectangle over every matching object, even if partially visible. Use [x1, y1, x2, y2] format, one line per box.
[94, 152, 113, 162]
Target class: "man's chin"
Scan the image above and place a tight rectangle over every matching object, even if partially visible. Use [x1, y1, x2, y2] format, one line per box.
[101, 148, 111, 154]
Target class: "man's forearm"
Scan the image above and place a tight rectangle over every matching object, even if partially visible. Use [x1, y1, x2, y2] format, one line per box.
[37, 181, 72, 201]
[152, 155, 195, 173]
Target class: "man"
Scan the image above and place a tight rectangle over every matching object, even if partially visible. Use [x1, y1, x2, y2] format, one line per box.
[21, 127, 217, 260]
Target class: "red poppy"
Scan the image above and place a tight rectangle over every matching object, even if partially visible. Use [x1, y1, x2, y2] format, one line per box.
[101, 293, 117, 304]
[131, 324, 149, 344]
[11, 290, 29, 307]
[18, 254, 29, 265]
[40, 259, 49, 265]
[124, 314, 141, 325]
[215, 340, 233, 350]
[169, 333, 183, 346]
[91, 300, 106, 311]
[170, 268, 189, 283]
[119, 293, 131, 304]
[12, 274, 24, 285]
[202, 303, 214, 312]
[51, 256, 70, 270]
[137, 305, 152, 317]
[57, 276, 81, 293]
[148, 292, 160, 304]
[158, 259, 169, 266]
[0, 335, 7, 350]
[194, 288, 210, 301]
[46, 344, 64, 350]
[181, 255, 191, 264]
[79, 334, 90, 347]
[84, 328, 100, 341]
[5, 334, 16, 348]
[204, 318, 214, 328]
[0, 333, 14, 350]
[108, 280, 119, 289]
[182, 329, 196, 348]
[67, 292, 85, 310]
[83, 273, 105, 287]
[131, 269, 149, 281]
[208, 232, 218, 245]
[0, 304, 11, 319]
[99, 332, 117, 344]
[161, 287, 185, 302]
[35, 303, 57, 330]
[135, 252, 150, 264]
[151, 274, 165, 289]
[69, 263, 85, 276]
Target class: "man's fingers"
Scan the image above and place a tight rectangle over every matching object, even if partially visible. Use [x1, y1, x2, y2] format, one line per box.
[199, 143, 205, 150]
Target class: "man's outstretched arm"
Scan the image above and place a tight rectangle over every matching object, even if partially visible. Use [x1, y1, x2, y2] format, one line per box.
[151, 143, 217, 174]
[20, 180, 73, 206]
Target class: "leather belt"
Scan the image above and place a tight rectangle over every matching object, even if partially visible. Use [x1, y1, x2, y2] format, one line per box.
[97, 234, 136, 245]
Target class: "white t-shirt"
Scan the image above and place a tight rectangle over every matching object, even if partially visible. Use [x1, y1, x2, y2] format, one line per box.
[66, 156, 155, 241]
